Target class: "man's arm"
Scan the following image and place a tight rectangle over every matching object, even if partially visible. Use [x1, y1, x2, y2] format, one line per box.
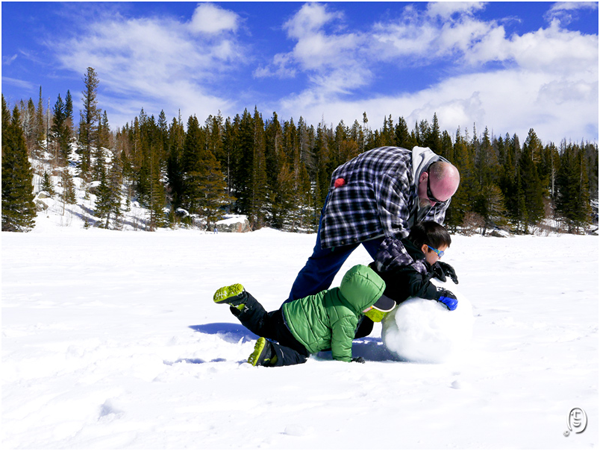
[374, 172, 413, 240]
[373, 235, 414, 273]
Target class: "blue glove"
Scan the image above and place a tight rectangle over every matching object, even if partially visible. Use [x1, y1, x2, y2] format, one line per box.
[438, 290, 458, 311]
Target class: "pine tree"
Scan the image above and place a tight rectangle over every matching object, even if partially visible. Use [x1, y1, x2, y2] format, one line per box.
[440, 130, 454, 161]
[250, 108, 268, 227]
[2, 97, 37, 231]
[584, 142, 598, 204]
[361, 112, 369, 152]
[79, 67, 101, 177]
[22, 98, 37, 154]
[444, 129, 475, 230]
[98, 111, 111, 149]
[166, 116, 185, 211]
[50, 93, 72, 164]
[380, 115, 395, 147]
[147, 144, 166, 230]
[60, 168, 77, 211]
[93, 152, 123, 229]
[230, 110, 252, 214]
[36, 86, 45, 151]
[65, 90, 74, 134]
[94, 164, 112, 228]
[221, 116, 237, 200]
[92, 146, 106, 182]
[498, 133, 526, 231]
[518, 139, 545, 230]
[555, 142, 591, 232]
[425, 113, 442, 153]
[41, 171, 55, 196]
[181, 115, 232, 228]
[472, 127, 504, 229]
[311, 121, 333, 212]
[107, 154, 124, 229]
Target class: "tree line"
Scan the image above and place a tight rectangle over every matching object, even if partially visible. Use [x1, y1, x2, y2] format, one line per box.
[3, 67, 598, 234]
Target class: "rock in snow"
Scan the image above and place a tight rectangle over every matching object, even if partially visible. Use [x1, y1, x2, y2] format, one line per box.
[382, 279, 474, 363]
[215, 215, 251, 233]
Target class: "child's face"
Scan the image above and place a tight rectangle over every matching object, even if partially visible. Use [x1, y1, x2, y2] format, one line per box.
[421, 244, 448, 266]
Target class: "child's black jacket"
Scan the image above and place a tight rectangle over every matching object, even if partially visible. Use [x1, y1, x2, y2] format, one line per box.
[370, 239, 441, 304]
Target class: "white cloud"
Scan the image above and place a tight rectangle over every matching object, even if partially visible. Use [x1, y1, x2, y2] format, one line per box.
[253, 53, 297, 78]
[465, 19, 598, 73]
[276, 67, 597, 144]
[426, 2, 486, 19]
[549, 2, 597, 13]
[262, 2, 597, 143]
[546, 2, 598, 26]
[188, 3, 239, 35]
[257, 3, 367, 95]
[52, 5, 244, 124]
[283, 3, 343, 38]
[3, 54, 18, 65]
[42, 1, 597, 144]
[2, 76, 36, 91]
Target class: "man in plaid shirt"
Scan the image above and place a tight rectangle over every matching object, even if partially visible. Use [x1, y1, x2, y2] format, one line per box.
[285, 146, 460, 303]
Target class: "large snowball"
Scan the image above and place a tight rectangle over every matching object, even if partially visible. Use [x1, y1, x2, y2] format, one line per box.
[381, 279, 474, 363]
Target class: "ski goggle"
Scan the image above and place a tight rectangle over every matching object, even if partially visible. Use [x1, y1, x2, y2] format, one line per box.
[427, 245, 444, 258]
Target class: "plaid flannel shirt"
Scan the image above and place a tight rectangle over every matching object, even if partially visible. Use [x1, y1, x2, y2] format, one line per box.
[320, 146, 449, 271]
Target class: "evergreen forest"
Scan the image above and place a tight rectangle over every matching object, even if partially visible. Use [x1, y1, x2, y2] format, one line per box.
[3, 67, 598, 234]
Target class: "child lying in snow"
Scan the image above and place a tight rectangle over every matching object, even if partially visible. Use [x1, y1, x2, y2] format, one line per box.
[213, 264, 395, 367]
[355, 221, 460, 337]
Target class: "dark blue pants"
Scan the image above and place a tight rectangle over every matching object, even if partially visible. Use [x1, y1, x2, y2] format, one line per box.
[286, 212, 383, 303]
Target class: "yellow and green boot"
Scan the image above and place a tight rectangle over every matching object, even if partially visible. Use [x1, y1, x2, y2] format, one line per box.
[213, 284, 246, 311]
[248, 337, 278, 367]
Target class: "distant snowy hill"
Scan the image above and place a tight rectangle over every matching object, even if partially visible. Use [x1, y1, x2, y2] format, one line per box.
[28, 149, 246, 233]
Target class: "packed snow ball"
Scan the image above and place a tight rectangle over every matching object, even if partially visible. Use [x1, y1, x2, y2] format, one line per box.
[382, 279, 474, 363]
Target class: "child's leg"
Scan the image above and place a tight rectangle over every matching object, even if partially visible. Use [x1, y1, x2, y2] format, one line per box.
[248, 338, 309, 367]
[214, 285, 273, 337]
[233, 292, 274, 337]
[215, 286, 311, 366]
[269, 342, 309, 366]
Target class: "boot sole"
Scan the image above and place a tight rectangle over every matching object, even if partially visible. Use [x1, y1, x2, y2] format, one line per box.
[213, 284, 245, 305]
[248, 337, 267, 366]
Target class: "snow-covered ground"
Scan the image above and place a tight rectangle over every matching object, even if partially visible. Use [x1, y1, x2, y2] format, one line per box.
[2, 222, 598, 449]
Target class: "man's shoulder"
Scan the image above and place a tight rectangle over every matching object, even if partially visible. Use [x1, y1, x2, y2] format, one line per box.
[364, 146, 411, 160]
[351, 146, 412, 173]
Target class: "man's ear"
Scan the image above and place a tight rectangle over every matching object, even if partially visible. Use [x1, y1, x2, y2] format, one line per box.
[421, 244, 429, 254]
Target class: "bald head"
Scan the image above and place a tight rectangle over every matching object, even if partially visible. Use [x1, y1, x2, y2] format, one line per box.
[418, 162, 460, 205]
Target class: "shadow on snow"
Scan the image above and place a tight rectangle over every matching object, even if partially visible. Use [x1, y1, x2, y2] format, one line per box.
[189, 323, 259, 343]
[189, 323, 404, 363]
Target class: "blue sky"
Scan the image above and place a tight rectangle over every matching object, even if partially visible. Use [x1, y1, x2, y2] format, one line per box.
[2, 2, 598, 144]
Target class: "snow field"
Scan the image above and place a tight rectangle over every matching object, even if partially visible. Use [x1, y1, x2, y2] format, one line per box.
[2, 227, 598, 448]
